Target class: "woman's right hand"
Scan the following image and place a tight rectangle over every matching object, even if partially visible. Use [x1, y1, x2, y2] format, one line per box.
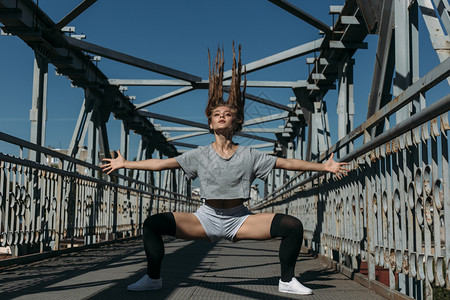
[101, 150, 126, 175]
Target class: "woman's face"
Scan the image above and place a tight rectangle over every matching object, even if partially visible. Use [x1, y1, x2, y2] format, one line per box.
[209, 106, 237, 133]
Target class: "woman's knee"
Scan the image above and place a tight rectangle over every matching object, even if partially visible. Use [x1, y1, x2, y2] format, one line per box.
[288, 215, 303, 233]
[270, 213, 303, 238]
[143, 212, 176, 236]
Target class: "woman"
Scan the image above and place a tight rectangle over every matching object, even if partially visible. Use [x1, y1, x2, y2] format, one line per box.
[101, 44, 348, 295]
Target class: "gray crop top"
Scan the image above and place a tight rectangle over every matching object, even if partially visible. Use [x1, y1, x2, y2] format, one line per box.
[175, 144, 277, 200]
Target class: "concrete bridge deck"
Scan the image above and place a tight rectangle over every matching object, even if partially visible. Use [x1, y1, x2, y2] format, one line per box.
[0, 238, 386, 300]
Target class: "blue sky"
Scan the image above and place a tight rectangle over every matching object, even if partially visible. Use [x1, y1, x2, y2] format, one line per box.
[0, 0, 447, 160]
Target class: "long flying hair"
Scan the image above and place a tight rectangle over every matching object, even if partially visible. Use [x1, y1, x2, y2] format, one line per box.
[205, 42, 246, 133]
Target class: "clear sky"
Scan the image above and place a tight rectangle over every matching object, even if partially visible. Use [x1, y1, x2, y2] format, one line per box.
[0, 0, 447, 161]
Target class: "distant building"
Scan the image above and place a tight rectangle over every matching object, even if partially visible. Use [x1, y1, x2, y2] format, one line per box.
[46, 147, 90, 175]
[191, 187, 201, 201]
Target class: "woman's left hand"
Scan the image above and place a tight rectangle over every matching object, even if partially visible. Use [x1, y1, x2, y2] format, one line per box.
[324, 153, 349, 179]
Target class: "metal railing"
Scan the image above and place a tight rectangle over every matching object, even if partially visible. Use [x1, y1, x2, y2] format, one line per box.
[256, 59, 450, 296]
[0, 132, 201, 258]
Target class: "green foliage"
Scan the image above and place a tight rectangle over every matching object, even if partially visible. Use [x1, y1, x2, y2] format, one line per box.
[433, 284, 450, 300]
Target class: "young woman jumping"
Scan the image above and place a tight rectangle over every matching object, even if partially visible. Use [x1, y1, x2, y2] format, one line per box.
[101, 44, 348, 295]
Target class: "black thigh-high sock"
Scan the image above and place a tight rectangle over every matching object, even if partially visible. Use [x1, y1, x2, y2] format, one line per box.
[142, 212, 176, 279]
[270, 213, 304, 282]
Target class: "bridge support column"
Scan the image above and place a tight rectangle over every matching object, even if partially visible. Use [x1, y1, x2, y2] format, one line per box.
[86, 105, 99, 177]
[293, 122, 306, 191]
[170, 169, 177, 212]
[119, 122, 129, 185]
[294, 123, 306, 161]
[29, 52, 48, 163]
[337, 58, 354, 158]
[28, 52, 49, 257]
[309, 99, 331, 161]
[394, 2, 424, 298]
[154, 150, 162, 214]
[67, 89, 104, 169]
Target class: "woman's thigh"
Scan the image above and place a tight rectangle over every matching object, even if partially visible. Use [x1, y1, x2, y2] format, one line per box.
[234, 213, 276, 241]
[172, 212, 210, 241]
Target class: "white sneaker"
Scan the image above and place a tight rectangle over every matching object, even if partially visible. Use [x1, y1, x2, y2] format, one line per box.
[278, 277, 313, 295]
[127, 274, 162, 291]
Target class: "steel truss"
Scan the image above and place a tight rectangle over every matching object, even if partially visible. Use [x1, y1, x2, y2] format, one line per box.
[0, 1, 449, 299]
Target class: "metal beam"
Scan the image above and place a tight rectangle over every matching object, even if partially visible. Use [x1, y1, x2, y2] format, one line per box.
[64, 36, 202, 82]
[119, 122, 129, 184]
[109, 79, 304, 88]
[340, 16, 360, 25]
[241, 80, 304, 88]
[68, 98, 89, 160]
[0, 8, 22, 19]
[55, 0, 97, 30]
[243, 128, 292, 133]
[109, 79, 192, 86]
[156, 127, 207, 132]
[156, 127, 208, 132]
[268, 0, 332, 34]
[139, 111, 210, 130]
[135, 87, 194, 109]
[432, 0, 450, 34]
[169, 141, 199, 149]
[418, 0, 450, 70]
[139, 110, 277, 143]
[329, 41, 368, 49]
[29, 53, 48, 164]
[243, 112, 289, 126]
[226, 88, 293, 112]
[394, 0, 412, 122]
[337, 59, 355, 158]
[366, 0, 395, 123]
[311, 73, 327, 80]
[330, 5, 344, 14]
[86, 109, 99, 177]
[158, 127, 290, 134]
[166, 131, 209, 141]
[235, 132, 277, 143]
[98, 121, 111, 160]
[223, 38, 325, 79]
[355, 0, 384, 33]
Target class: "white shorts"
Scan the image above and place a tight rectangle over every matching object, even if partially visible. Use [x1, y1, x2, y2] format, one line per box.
[193, 204, 253, 242]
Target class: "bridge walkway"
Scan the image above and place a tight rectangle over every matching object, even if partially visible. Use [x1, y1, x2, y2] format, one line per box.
[0, 238, 386, 299]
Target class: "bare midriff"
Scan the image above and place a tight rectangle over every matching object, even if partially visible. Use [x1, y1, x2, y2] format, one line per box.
[205, 199, 245, 209]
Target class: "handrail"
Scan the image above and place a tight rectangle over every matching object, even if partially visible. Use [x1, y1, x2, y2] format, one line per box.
[0, 131, 188, 199]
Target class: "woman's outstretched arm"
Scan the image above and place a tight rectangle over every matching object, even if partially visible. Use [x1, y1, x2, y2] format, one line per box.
[101, 150, 180, 175]
[275, 153, 348, 179]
